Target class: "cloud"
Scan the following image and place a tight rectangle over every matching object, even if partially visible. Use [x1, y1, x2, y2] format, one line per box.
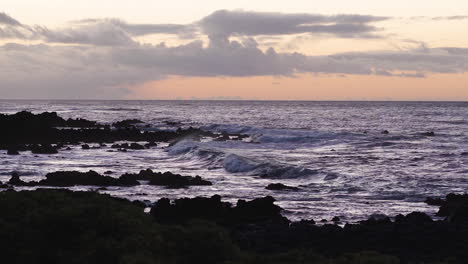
[0, 12, 37, 39]
[0, 43, 162, 98]
[71, 18, 194, 37]
[198, 10, 388, 40]
[0, 12, 21, 26]
[35, 22, 137, 46]
[1, 10, 388, 44]
[0, 10, 467, 98]
[432, 16, 468, 21]
[1, 15, 194, 45]
[1, 37, 467, 98]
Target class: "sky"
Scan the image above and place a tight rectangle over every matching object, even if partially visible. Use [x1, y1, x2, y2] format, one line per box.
[1, 0, 467, 100]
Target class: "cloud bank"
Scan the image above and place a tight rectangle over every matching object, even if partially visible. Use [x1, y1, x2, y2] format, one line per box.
[0, 10, 467, 98]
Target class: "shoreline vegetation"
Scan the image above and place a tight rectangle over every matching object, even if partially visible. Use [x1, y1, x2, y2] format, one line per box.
[1, 111, 467, 263]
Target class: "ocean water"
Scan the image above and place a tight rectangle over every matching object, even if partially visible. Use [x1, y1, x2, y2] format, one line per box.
[0, 100, 467, 222]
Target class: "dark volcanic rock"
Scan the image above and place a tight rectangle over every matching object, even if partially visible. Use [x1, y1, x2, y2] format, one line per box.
[1, 189, 468, 263]
[112, 119, 144, 128]
[8, 172, 28, 186]
[422, 131, 436, 137]
[111, 143, 145, 150]
[425, 197, 446, 206]
[233, 196, 286, 224]
[435, 193, 468, 222]
[151, 195, 288, 226]
[30, 144, 58, 154]
[0, 189, 240, 264]
[8, 171, 140, 187]
[0, 111, 222, 149]
[145, 141, 157, 148]
[42, 171, 140, 187]
[266, 183, 300, 191]
[6, 148, 19, 155]
[81, 144, 90, 150]
[122, 169, 212, 188]
[381, 130, 390, 134]
[395, 212, 432, 224]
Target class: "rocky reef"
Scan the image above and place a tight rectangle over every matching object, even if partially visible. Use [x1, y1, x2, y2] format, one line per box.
[0, 111, 248, 154]
[7, 169, 212, 188]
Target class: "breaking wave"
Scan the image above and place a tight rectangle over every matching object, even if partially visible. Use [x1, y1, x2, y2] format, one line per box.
[167, 140, 318, 179]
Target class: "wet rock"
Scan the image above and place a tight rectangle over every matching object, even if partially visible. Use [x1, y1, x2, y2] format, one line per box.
[7, 148, 19, 155]
[44, 170, 140, 187]
[332, 216, 341, 222]
[291, 219, 316, 227]
[422, 131, 435, 137]
[131, 200, 147, 208]
[81, 144, 90, 150]
[144, 141, 157, 148]
[435, 193, 468, 223]
[396, 212, 432, 224]
[104, 171, 113, 175]
[0, 111, 99, 129]
[8, 172, 29, 186]
[0, 111, 220, 149]
[164, 120, 181, 126]
[30, 144, 58, 154]
[112, 119, 144, 128]
[425, 197, 445, 206]
[150, 195, 288, 226]
[121, 169, 212, 188]
[8, 170, 140, 187]
[266, 183, 300, 191]
[111, 143, 145, 150]
[214, 133, 230, 141]
[381, 130, 389, 134]
[361, 214, 391, 225]
[233, 196, 286, 224]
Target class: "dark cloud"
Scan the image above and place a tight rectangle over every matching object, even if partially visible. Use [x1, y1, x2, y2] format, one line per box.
[198, 10, 388, 40]
[0, 43, 161, 99]
[1, 38, 467, 98]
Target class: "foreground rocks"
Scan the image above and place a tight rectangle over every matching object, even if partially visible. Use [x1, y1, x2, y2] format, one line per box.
[0, 189, 468, 263]
[426, 193, 468, 223]
[151, 195, 288, 226]
[149, 193, 468, 263]
[7, 169, 212, 188]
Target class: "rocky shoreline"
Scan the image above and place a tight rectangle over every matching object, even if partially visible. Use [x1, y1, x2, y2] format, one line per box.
[1, 111, 467, 263]
[0, 189, 467, 263]
[0, 111, 248, 154]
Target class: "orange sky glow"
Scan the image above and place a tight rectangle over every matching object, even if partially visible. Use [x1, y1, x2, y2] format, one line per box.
[130, 73, 468, 101]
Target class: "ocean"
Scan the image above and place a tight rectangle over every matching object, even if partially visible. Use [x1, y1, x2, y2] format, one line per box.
[1, 100, 467, 222]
